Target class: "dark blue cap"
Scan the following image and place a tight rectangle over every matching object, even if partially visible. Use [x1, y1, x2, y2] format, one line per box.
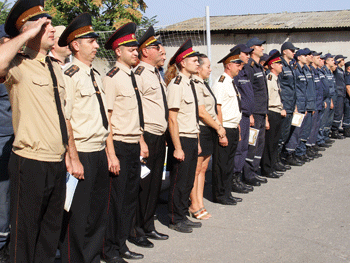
[335, 55, 347, 61]
[295, 49, 308, 57]
[281, 42, 298, 52]
[321, 53, 334, 60]
[246, 37, 266, 48]
[345, 61, 350, 68]
[0, 24, 9, 39]
[269, 49, 279, 56]
[303, 48, 312, 55]
[311, 51, 322, 56]
[230, 44, 253, 54]
[260, 53, 269, 62]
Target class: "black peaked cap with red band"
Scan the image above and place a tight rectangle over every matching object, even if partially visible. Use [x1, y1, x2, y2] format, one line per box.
[218, 46, 242, 65]
[169, 39, 199, 66]
[264, 50, 282, 66]
[105, 22, 139, 50]
[5, 0, 51, 37]
[58, 13, 99, 47]
[138, 26, 162, 51]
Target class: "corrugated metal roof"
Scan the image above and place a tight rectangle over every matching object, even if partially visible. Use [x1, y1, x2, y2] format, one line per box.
[160, 10, 350, 32]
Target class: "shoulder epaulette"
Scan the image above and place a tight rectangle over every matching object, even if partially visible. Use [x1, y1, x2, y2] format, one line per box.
[219, 75, 225, 83]
[174, 75, 182, 85]
[268, 74, 272, 81]
[135, 66, 145, 75]
[106, 67, 119, 78]
[64, 65, 80, 77]
[250, 60, 255, 67]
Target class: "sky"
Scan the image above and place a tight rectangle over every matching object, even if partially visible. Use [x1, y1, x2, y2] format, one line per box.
[142, 0, 350, 27]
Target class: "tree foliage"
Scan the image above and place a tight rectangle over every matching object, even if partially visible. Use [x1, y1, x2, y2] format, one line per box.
[0, 0, 10, 25]
[45, 0, 150, 31]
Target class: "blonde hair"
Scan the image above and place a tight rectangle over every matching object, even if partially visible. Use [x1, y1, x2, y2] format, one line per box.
[164, 61, 183, 85]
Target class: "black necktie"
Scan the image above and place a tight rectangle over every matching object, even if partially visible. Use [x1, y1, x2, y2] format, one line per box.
[155, 68, 169, 121]
[204, 81, 218, 115]
[90, 69, 108, 130]
[45, 56, 68, 146]
[130, 71, 144, 129]
[190, 80, 199, 124]
[232, 80, 242, 113]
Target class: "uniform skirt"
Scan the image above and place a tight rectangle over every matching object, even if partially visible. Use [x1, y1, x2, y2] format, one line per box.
[199, 125, 216, 157]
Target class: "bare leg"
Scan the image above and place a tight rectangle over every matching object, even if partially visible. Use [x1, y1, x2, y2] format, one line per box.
[197, 156, 211, 217]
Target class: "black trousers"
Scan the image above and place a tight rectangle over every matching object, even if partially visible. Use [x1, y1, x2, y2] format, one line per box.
[60, 150, 109, 263]
[243, 114, 266, 180]
[131, 132, 166, 237]
[261, 111, 282, 175]
[9, 153, 66, 263]
[168, 137, 198, 224]
[103, 141, 140, 259]
[212, 127, 239, 201]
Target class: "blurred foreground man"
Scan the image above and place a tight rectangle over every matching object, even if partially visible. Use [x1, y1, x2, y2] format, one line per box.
[1, 0, 69, 261]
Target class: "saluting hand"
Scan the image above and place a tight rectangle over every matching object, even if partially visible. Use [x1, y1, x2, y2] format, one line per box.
[22, 17, 50, 40]
[174, 148, 185, 161]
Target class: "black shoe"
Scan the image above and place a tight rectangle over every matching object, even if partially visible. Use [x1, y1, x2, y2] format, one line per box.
[274, 162, 287, 172]
[215, 197, 237, 205]
[236, 172, 254, 192]
[285, 154, 303, 166]
[120, 250, 144, 260]
[325, 138, 335, 144]
[242, 183, 254, 191]
[262, 172, 280, 178]
[313, 145, 325, 151]
[232, 179, 250, 193]
[0, 248, 9, 263]
[273, 171, 284, 176]
[228, 195, 242, 202]
[183, 218, 202, 228]
[128, 236, 154, 248]
[313, 152, 322, 158]
[145, 230, 169, 240]
[331, 130, 345, 139]
[244, 177, 261, 186]
[169, 222, 193, 233]
[103, 256, 128, 263]
[255, 175, 268, 183]
[318, 143, 330, 148]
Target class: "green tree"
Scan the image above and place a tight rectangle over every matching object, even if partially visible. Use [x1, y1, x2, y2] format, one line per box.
[0, 0, 10, 25]
[45, 0, 148, 31]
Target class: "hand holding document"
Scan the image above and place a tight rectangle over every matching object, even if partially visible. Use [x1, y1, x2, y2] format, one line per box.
[249, 128, 259, 146]
[292, 112, 305, 127]
[64, 172, 78, 212]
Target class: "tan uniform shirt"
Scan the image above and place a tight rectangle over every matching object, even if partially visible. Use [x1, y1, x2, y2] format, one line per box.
[267, 72, 283, 113]
[5, 47, 66, 162]
[103, 61, 142, 143]
[64, 58, 109, 152]
[167, 72, 199, 138]
[134, 61, 167, 135]
[192, 74, 217, 126]
[213, 72, 242, 128]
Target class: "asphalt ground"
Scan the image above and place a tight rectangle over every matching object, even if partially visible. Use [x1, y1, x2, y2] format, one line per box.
[123, 138, 350, 263]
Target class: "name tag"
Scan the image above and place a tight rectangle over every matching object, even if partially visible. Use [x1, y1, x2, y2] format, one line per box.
[254, 72, 264, 78]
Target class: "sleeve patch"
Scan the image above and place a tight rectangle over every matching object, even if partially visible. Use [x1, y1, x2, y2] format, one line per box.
[268, 74, 272, 81]
[106, 67, 119, 78]
[174, 75, 182, 85]
[135, 66, 145, 75]
[64, 65, 80, 77]
[219, 75, 225, 83]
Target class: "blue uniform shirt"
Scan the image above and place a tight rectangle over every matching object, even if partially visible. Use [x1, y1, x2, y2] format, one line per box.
[310, 65, 324, 111]
[334, 66, 346, 97]
[303, 65, 316, 111]
[0, 83, 13, 136]
[294, 63, 307, 113]
[323, 65, 336, 98]
[234, 67, 254, 117]
[318, 67, 330, 101]
[278, 57, 296, 113]
[244, 58, 268, 115]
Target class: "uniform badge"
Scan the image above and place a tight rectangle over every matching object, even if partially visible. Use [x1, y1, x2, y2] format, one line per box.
[174, 75, 182, 85]
[106, 67, 120, 78]
[268, 74, 272, 81]
[135, 66, 145, 76]
[64, 65, 80, 77]
[219, 75, 225, 83]
[250, 61, 255, 67]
